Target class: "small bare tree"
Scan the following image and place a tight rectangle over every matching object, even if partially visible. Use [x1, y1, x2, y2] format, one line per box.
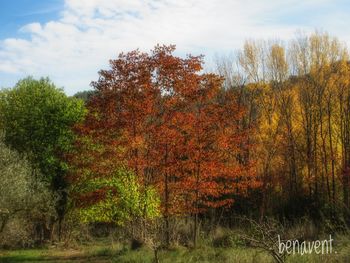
[143, 219, 164, 263]
[238, 217, 288, 263]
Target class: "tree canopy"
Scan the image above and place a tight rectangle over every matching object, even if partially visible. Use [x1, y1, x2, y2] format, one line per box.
[0, 77, 86, 239]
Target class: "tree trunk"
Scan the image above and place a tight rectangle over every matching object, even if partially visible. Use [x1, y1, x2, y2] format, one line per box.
[193, 213, 198, 247]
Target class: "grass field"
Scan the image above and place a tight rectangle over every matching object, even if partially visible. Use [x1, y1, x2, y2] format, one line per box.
[1, 237, 350, 263]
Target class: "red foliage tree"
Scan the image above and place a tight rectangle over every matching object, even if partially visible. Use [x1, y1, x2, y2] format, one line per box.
[69, 45, 258, 246]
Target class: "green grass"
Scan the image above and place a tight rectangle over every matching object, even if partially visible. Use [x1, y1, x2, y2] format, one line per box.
[0, 246, 272, 263]
[0, 239, 349, 263]
[0, 249, 47, 262]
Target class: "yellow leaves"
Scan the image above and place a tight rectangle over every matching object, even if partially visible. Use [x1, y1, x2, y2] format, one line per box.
[268, 44, 288, 82]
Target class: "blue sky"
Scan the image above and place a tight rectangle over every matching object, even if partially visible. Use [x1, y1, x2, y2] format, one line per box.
[0, 0, 63, 39]
[0, 0, 350, 95]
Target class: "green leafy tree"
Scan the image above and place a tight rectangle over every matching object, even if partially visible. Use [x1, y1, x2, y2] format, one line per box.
[73, 168, 160, 226]
[73, 90, 96, 103]
[0, 77, 86, 239]
[0, 135, 55, 245]
[68, 133, 160, 239]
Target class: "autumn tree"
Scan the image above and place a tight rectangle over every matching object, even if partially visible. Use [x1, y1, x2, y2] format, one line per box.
[70, 45, 257, 246]
[215, 31, 350, 222]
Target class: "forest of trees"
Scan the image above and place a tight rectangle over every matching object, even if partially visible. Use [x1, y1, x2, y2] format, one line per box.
[0, 31, 350, 261]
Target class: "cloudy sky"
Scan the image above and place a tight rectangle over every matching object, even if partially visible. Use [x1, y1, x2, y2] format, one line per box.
[0, 0, 349, 95]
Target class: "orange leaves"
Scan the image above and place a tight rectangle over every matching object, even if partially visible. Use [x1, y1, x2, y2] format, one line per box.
[130, 135, 145, 150]
[69, 45, 258, 218]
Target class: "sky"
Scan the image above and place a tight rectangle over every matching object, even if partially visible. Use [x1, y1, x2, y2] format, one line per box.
[0, 0, 350, 95]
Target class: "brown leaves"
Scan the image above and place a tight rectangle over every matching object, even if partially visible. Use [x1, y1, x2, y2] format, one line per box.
[69, 45, 258, 217]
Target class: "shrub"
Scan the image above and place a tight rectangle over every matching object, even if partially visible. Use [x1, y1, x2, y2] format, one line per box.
[0, 136, 56, 248]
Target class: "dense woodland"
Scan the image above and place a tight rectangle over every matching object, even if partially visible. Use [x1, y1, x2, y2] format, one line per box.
[1, 31, 350, 261]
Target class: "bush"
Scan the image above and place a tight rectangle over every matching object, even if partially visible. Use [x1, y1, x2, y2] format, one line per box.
[211, 227, 244, 248]
[0, 136, 56, 248]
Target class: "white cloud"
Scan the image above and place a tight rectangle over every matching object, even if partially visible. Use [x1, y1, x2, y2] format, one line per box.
[0, 0, 348, 94]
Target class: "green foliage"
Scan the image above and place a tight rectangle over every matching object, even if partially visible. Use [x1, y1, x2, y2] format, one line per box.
[0, 77, 86, 181]
[0, 134, 55, 224]
[77, 168, 160, 226]
[73, 90, 96, 103]
[0, 135, 55, 246]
